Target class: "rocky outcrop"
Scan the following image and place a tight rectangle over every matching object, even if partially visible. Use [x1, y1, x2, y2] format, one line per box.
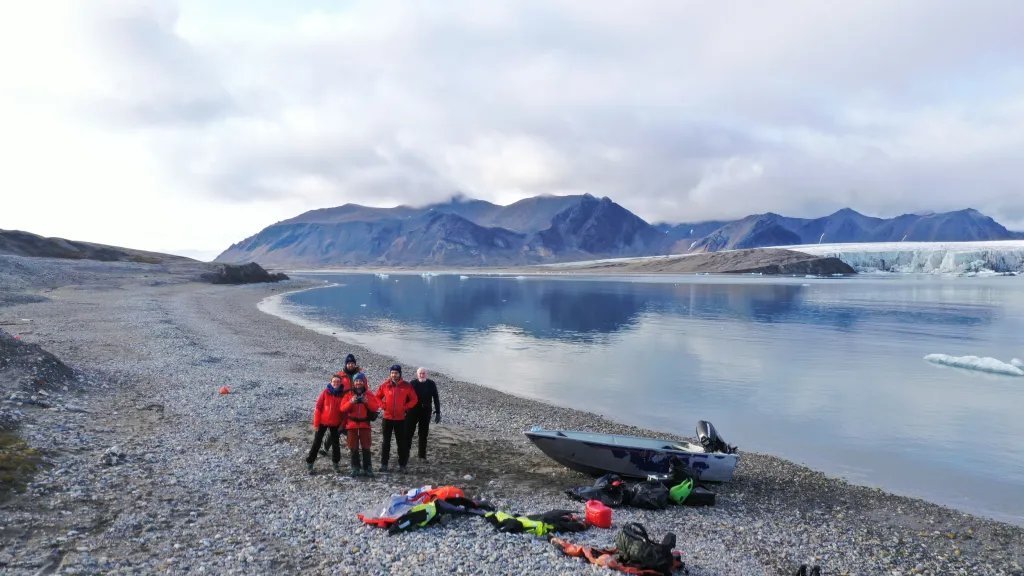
[1, 330, 78, 430]
[198, 263, 289, 284]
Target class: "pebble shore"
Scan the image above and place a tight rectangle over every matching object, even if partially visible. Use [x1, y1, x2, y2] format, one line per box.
[1, 255, 1022, 575]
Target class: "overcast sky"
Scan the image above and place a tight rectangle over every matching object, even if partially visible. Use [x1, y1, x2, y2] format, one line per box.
[3, 1, 1023, 260]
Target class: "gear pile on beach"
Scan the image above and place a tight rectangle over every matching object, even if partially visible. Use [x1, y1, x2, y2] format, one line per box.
[565, 457, 717, 510]
[358, 483, 687, 575]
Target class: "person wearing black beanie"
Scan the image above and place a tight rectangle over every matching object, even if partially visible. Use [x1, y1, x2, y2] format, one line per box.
[374, 364, 417, 473]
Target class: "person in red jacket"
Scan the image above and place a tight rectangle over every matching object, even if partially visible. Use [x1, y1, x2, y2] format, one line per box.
[319, 373, 351, 457]
[340, 372, 380, 477]
[374, 364, 417, 473]
[306, 375, 348, 474]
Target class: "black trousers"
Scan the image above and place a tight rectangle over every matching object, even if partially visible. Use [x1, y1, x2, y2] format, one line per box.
[381, 419, 408, 467]
[307, 425, 341, 464]
[405, 406, 432, 459]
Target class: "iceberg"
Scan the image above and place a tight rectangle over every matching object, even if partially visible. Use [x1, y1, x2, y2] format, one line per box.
[790, 241, 1024, 274]
[459, 275, 469, 280]
[375, 273, 390, 279]
[923, 354, 1024, 377]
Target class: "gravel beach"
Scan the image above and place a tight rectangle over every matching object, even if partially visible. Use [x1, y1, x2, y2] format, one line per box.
[1, 255, 1022, 575]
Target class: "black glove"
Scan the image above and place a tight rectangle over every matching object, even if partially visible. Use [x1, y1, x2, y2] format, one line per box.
[354, 394, 364, 404]
[434, 412, 441, 424]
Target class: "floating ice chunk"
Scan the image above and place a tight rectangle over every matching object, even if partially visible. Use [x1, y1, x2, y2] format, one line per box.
[923, 354, 1024, 376]
[515, 275, 526, 280]
[459, 275, 469, 280]
[375, 273, 389, 279]
[360, 304, 367, 307]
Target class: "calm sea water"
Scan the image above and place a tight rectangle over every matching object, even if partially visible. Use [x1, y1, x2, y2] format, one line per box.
[278, 273, 1024, 525]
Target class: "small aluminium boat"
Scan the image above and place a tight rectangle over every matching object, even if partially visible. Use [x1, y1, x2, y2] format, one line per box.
[524, 421, 739, 482]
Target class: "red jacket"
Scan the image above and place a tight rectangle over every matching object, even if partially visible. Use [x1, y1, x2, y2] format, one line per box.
[312, 381, 349, 428]
[375, 378, 417, 420]
[339, 389, 381, 430]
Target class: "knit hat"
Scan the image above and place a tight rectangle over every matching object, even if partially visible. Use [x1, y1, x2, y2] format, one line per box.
[345, 353, 357, 364]
[390, 364, 402, 374]
[353, 372, 367, 383]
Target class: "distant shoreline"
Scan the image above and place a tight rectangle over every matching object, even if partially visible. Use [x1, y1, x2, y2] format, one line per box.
[270, 247, 855, 276]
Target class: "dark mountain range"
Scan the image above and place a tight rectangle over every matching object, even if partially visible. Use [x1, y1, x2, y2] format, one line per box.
[687, 208, 1023, 252]
[217, 194, 673, 266]
[527, 195, 666, 258]
[0, 229, 193, 263]
[217, 194, 1024, 267]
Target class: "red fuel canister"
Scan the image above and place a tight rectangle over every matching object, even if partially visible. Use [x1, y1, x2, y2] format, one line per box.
[585, 500, 612, 528]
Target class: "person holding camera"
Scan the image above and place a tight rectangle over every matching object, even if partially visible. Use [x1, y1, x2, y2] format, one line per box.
[340, 372, 381, 477]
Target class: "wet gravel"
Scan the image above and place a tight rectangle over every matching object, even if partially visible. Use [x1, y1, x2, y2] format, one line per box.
[0, 257, 1022, 575]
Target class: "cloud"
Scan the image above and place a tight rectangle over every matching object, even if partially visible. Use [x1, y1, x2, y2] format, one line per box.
[3, 0, 1024, 253]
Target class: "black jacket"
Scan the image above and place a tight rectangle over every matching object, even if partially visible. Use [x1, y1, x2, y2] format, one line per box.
[409, 378, 440, 414]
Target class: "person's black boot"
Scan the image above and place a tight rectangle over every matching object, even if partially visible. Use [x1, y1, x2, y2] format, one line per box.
[362, 450, 376, 477]
[350, 449, 362, 476]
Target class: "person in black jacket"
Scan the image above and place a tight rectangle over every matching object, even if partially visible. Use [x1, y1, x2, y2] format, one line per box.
[406, 367, 441, 462]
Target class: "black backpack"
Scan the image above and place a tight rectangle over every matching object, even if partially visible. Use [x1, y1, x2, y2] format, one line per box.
[614, 522, 678, 575]
[624, 480, 670, 510]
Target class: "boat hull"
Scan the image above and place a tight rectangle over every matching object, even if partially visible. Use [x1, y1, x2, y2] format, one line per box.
[525, 430, 738, 482]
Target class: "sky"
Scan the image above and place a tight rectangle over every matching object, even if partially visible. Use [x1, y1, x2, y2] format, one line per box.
[3, 0, 1024, 261]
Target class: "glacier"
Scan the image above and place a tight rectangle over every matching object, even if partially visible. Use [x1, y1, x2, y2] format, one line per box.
[923, 354, 1024, 377]
[790, 241, 1024, 274]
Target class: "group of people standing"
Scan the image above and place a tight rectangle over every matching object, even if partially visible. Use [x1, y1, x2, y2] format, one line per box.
[306, 354, 441, 477]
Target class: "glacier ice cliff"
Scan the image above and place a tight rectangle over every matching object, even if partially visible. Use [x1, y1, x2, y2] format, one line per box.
[790, 241, 1024, 274]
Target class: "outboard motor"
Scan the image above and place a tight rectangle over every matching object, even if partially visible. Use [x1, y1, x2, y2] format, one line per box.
[696, 420, 737, 454]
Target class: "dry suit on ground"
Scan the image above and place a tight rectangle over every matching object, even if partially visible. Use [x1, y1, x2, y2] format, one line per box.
[551, 522, 683, 576]
[358, 486, 475, 529]
[484, 509, 588, 536]
[385, 496, 494, 535]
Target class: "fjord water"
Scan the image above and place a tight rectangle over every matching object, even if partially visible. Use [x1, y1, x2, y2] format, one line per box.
[283, 273, 1024, 525]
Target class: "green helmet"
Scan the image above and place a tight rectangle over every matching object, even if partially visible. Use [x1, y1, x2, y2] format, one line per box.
[669, 479, 693, 505]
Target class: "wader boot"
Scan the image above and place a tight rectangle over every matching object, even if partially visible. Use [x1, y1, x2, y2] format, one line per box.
[350, 449, 362, 477]
[306, 461, 314, 475]
[333, 461, 341, 473]
[362, 450, 376, 477]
